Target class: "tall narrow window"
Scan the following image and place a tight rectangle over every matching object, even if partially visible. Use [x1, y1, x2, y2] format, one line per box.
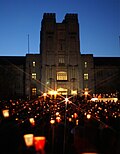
[58, 57, 65, 64]
[84, 73, 88, 80]
[57, 71, 67, 80]
[32, 73, 36, 79]
[84, 62, 87, 68]
[32, 61, 36, 67]
[32, 88, 37, 96]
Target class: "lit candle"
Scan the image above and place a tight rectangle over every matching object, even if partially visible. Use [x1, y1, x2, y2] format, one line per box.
[76, 119, 79, 125]
[29, 118, 35, 126]
[87, 114, 91, 119]
[2, 109, 9, 118]
[56, 116, 61, 123]
[50, 119, 55, 124]
[34, 136, 46, 151]
[74, 113, 78, 119]
[24, 134, 34, 147]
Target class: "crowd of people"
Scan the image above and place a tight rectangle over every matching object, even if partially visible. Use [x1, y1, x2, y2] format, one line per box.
[0, 94, 120, 154]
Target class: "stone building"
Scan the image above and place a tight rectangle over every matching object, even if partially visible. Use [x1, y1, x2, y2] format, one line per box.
[94, 57, 120, 95]
[40, 13, 84, 96]
[0, 56, 25, 99]
[0, 13, 120, 99]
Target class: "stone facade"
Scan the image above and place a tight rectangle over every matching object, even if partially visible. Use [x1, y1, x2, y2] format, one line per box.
[40, 13, 83, 95]
[94, 57, 120, 95]
[0, 56, 25, 99]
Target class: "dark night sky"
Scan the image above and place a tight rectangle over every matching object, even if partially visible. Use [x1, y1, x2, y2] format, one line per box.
[0, 0, 120, 57]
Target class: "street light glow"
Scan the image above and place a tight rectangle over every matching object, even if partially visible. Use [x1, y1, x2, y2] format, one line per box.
[65, 97, 69, 102]
[43, 93, 47, 97]
[87, 114, 91, 119]
[84, 91, 88, 96]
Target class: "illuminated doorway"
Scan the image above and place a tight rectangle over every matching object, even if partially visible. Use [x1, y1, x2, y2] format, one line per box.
[57, 88, 68, 95]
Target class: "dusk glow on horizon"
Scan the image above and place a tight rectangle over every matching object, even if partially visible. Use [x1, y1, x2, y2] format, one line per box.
[0, 0, 119, 57]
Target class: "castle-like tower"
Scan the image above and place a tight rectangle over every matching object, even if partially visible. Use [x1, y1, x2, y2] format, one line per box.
[40, 13, 83, 95]
[25, 13, 95, 98]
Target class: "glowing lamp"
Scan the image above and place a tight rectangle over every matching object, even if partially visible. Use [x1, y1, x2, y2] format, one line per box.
[48, 90, 54, 99]
[84, 91, 88, 96]
[43, 93, 47, 101]
[34, 136, 46, 151]
[65, 97, 68, 102]
[24, 134, 34, 147]
[91, 98, 98, 102]
[53, 91, 57, 99]
[2, 109, 9, 118]
[43, 93, 47, 97]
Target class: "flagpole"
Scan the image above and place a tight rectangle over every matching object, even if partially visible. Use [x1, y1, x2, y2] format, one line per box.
[28, 34, 30, 54]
